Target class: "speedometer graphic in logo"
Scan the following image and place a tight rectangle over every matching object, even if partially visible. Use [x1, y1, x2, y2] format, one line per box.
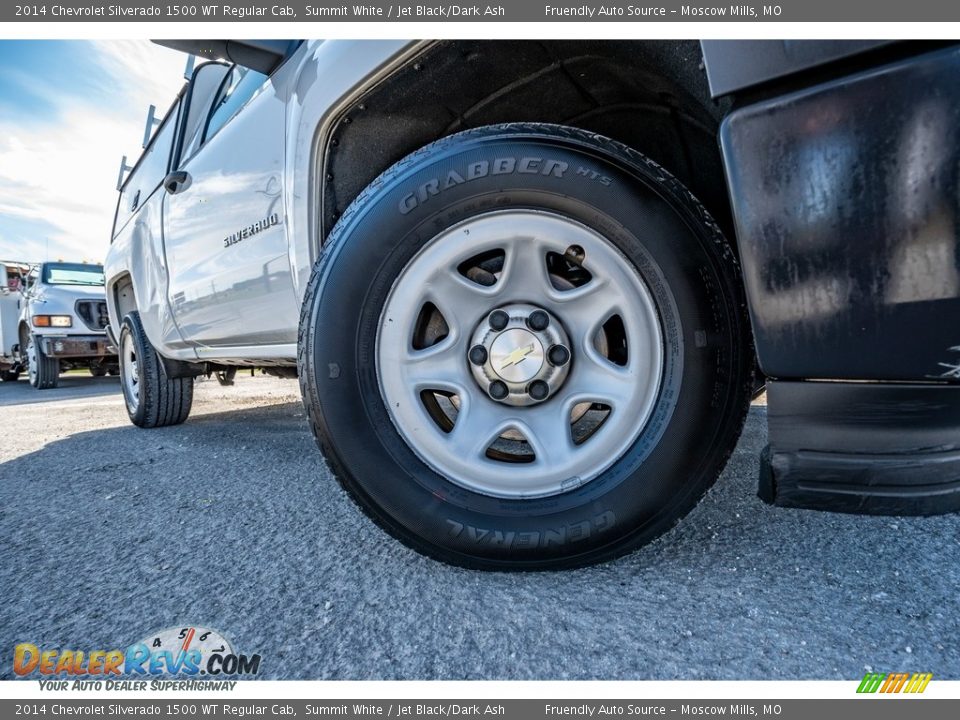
[125, 626, 240, 675]
[140, 626, 233, 659]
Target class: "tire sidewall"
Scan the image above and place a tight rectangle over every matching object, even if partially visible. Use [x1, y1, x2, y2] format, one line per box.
[26, 335, 39, 388]
[304, 128, 748, 566]
[27, 334, 56, 389]
[119, 316, 146, 425]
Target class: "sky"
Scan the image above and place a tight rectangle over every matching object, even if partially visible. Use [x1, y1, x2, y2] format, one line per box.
[0, 40, 189, 264]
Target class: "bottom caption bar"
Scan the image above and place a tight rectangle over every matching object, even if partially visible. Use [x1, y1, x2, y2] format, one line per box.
[4, 700, 959, 719]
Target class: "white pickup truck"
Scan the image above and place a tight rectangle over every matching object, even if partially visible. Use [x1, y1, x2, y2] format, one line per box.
[106, 40, 960, 568]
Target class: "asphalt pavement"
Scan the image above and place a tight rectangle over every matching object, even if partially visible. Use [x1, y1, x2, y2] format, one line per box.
[1, 373, 958, 680]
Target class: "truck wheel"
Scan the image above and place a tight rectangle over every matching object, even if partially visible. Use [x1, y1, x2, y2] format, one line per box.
[119, 311, 193, 428]
[1, 370, 19, 382]
[299, 123, 753, 569]
[26, 335, 59, 389]
[215, 367, 237, 386]
[90, 366, 107, 377]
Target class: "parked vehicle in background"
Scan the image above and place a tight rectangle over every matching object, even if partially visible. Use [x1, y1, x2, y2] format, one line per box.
[19, 262, 118, 389]
[106, 40, 960, 569]
[0, 260, 30, 382]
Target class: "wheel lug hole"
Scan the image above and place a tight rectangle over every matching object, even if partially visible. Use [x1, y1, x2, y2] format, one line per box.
[488, 310, 509, 331]
[526, 310, 549, 331]
[548, 344, 570, 366]
[528, 380, 550, 401]
[489, 380, 509, 401]
[468, 345, 487, 366]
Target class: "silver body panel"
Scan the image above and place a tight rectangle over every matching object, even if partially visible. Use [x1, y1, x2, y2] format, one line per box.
[105, 40, 422, 364]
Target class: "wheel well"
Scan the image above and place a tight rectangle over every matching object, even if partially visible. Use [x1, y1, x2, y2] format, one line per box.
[320, 40, 733, 241]
[112, 274, 137, 319]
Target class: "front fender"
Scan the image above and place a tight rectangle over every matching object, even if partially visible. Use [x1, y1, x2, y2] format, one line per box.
[284, 39, 423, 302]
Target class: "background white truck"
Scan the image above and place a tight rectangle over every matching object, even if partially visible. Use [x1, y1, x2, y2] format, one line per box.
[106, 40, 960, 569]
[1, 261, 29, 382]
[17, 262, 118, 389]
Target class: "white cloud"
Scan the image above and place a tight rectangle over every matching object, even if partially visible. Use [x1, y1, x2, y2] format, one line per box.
[0, 40, 188, 263]
[89, 39, 191, 116]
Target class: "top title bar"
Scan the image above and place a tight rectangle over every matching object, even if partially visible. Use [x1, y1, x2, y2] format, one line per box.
[5, 0, 959, 22]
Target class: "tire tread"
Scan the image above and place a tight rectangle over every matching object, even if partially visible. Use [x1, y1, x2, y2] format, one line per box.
[123, 311, 193, 428]
[30, 336, 60, 390]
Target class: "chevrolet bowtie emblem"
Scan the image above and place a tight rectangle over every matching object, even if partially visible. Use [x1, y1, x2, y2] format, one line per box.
[500, 343, 536, 370]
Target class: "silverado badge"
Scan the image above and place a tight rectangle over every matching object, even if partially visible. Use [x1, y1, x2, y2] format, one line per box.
[224, 213, 280, 248]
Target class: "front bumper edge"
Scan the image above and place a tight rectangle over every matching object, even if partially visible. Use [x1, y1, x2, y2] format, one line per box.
[39, 334, 116, 359]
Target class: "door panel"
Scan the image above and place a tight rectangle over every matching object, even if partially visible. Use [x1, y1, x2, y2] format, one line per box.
[162, 72, 298, 348]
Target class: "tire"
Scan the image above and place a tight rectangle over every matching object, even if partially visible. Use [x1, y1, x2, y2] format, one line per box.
[215, 367, 237, 386]
[90, 366, 107, 377]
[299, 123, 753, 569]
[119, 311, 193, 428]
[26, 335, 59, 389]
[0, 369, 19, 382]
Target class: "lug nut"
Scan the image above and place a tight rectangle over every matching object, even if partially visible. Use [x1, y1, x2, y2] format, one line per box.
[527, 310, 549, 331]
[488, 310, 509, 331]
[548, 344, 570, 366]
[489, 380, 509, 400]
[468, 345, 488, 366]
[528, 380, 550, 401]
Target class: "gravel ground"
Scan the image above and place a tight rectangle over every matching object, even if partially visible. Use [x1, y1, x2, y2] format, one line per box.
[1, 373, 958, 680]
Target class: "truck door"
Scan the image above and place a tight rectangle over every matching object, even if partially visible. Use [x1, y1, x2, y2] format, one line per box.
[162, 62, 299, 350]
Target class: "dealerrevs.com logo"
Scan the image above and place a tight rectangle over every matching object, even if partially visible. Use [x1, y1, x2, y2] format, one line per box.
[13, 626, 261, 685]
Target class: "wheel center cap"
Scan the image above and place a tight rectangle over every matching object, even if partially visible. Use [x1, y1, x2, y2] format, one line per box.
[468, 303, 572, 407]
[490, 329, 544, 383]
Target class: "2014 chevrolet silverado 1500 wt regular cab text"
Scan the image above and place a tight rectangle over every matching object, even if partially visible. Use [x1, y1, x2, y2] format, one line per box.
[105, 40, 960, 569]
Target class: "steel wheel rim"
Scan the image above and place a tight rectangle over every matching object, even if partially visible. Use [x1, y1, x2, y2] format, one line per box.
[121, 331, 139, 413]
[26, 338, 37, 384]
[376, 209, 664, 499]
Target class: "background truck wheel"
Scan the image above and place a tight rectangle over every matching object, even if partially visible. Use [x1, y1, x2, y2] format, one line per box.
[299, 123, 753, 569]
[119, 311, 193, 428]
[26, 335, 59, 389]
[90, 366, 107, 378]
[1, 370, 19, 382]
[215, 367, 237, 386]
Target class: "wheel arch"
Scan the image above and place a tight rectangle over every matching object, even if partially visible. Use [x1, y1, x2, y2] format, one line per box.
[112, 273, 138, 316]
[18, 320, 30, 351]
[106, 272, 138, 340]
[315, 40, 734, 250]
